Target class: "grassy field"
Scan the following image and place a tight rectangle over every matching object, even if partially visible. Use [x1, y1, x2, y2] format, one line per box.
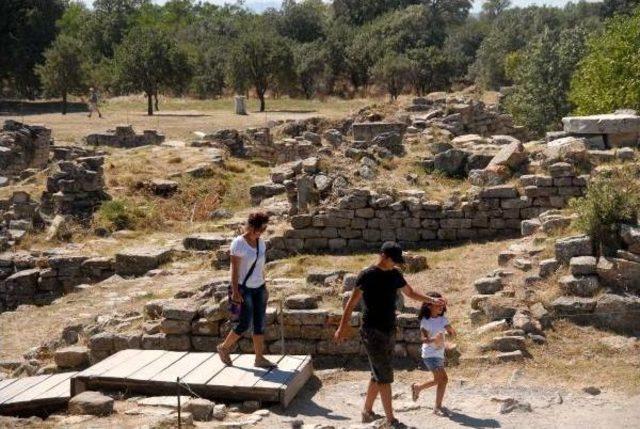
[0, 95, 373, 142]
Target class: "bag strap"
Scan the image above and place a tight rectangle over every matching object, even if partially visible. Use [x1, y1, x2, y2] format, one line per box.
[240, 238, 260, 288]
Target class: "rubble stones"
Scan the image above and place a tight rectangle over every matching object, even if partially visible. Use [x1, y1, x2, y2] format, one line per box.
[40, 156, 110, 219]
[0, 120, 51, 179]
[569, 256, 597, 276]
[115, 247, 172, 276]
[184, 398, 214, 421]
[68, 391, 114, 416]
[555, 236, 592, 264]
[85, 125, 164, 148]
[596, 257, 640, 293]
[54, 346, 89, 369]
[183, 234, 229, 251]
[551, 296, 597, 315]
[473, 277, 503, 294]
[594, 293, 640, 333]
[285, 294, 319, 310]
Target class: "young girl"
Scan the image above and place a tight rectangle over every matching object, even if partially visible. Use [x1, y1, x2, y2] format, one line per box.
[411, 292, 456, 416]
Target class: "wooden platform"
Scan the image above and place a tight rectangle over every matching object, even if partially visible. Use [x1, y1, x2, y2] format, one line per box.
[0, 372, 77, 416]
[71, 349, 313, 407]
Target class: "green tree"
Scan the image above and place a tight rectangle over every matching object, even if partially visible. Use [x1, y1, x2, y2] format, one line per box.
[278, 0, 327, 43]
[0, 0, 66, 97]
[113, 26, 192, 115]
[481, 0, 511, 20]
[407, 46, 450, 95]
[227, 18, 293, 112]
[36, 35, 89, 114]
[506, 27, 588, 134]
[601, 0, 640, 17]
[373, 53, 414, 100]
[86, 0, 148, 60]
[570, 9, 640, 114]
[293, 41, 327, 99]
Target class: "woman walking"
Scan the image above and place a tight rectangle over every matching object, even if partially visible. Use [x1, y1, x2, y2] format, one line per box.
[217, 212, 276, 368]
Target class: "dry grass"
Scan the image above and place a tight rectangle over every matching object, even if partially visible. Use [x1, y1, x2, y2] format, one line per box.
[0, 95, 372, 142]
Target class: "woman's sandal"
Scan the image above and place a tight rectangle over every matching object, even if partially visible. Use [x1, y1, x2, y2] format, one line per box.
[216, 344, 232, 366]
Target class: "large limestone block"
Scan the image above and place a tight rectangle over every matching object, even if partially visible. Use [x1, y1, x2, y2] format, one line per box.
[562, 113, 640, 134]
[115, 246, 172, 276]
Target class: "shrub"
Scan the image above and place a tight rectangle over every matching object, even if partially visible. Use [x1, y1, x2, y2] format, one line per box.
[94, 199, 157, 232]
[569, 166, 640, 255]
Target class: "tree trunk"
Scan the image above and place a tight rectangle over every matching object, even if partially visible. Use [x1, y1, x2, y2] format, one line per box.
[147, 92, 153, 116]
[258, 91, 265, 112]
[62, 92, 67, 115]
[154, 92, 159, 112]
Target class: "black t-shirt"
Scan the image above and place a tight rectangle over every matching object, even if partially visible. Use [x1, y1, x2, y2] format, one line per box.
[356, 265, 407, 333]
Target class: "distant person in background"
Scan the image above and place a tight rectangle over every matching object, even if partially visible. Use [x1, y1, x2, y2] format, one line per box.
[87, 87, 102, 118]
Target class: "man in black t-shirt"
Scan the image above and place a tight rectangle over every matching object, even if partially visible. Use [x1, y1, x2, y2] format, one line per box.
[334, 242, 445, 428]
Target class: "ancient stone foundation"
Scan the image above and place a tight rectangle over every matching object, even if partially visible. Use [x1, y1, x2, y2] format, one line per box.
[266, 162, 586, 258]
[0, 253, 115, 313]
[0, 120, 51, 179]
[85, 125, 164, 148]
[40, 156, 110, 219]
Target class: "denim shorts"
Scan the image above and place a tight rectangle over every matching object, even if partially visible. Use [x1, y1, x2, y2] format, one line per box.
[232, 284, 267, 335]
[423, 357, 445, 371]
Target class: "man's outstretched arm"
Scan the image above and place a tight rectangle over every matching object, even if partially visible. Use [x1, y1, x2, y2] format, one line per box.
[401, 283, 445, 305]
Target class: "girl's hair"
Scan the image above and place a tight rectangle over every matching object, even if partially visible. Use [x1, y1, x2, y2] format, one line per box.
[418, 292, 446, 319]
[247, 211, 270, 230]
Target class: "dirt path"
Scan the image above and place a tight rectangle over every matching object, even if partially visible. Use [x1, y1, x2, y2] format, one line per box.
[258, 369, 640, 428]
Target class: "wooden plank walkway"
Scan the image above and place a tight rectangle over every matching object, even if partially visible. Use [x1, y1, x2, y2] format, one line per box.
[0, 372, 77, 416]
[72, 349, 313, 407]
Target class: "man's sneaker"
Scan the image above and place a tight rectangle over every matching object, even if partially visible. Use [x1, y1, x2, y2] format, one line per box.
[216, 344, 232, 366]
[386, 418, 409, 428]
[361, 410, 383, 423]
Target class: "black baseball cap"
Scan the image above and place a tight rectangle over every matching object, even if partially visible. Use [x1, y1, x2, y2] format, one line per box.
[381, 241, 405, 264]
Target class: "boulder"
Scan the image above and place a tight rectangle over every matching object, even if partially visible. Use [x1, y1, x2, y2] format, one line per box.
[162, 301, 197, 321]
[54, 346, 89, 369]
[488, 141, 528, 170]
[489, 336, 527, 352]
[559, 275, 600, 297]
[597, 257, 640, 293]
[620, 224, 640, 254]
[479, 296, 518, 320]
[433, 149, 468, 176]
[473, 277, 503, 294]
[562, 113, 640, 134]
[403, 253, 428, 273]
[184, 398, 214, 421]
[285, 294, 319, 310]
[115, 247, 172, 276]
[512, 310, 543, 335]
[555, 236, 592, 264]
[594, 293, 640, 333]
[539, 258, 559, 278]
[569, 256, 597, 276]
[468, 165, 511, 186]
[68, 391, 114, 416]
[551, 296, 597, 315]
[183, 233, 228, 251]
[544, 137, 589, 164]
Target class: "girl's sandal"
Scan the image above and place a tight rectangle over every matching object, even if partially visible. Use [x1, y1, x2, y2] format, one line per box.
[411, 384, 419, 402]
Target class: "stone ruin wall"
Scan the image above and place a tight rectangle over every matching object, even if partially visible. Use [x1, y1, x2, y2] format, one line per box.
[85, 125, 164, 148]
[0, 254, 115, 313]
[0, 120, 51, 179]
[83, 281, 459, 364]
[264, 162, 586, 259]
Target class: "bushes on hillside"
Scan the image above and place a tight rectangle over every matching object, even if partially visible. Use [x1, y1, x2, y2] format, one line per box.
[570, 166, 640, 256]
